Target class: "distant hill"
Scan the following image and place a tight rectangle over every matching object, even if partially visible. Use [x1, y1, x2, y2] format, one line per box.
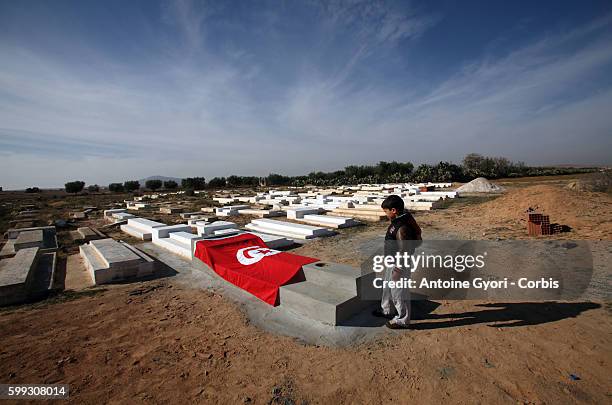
[138, 175, 183, 185]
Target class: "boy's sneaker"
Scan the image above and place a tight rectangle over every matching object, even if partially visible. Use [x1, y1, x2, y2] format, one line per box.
[372, 309, 394, 319]
[385, 321, 411, 330]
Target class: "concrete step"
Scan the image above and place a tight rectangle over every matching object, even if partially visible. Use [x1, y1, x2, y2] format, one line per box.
[152, 237, 192, 259]
[120, 224, 151, 240]
[196, 221, 237, 236]
[126, 218, 166, 232]
[286, 207, 321, 219]
[300, 214, 361, 228]
[279, 281, 370, 325]
[152, 224, 192, 240]
[251, 219, 335, 237]
[243, 231, 294, 249]
[244, 223, 313, 240]
[213, 228, 242, 237]
[301, 262, 362, 294]
[78, 244, 106, 284]
[328, 210, 386, 221]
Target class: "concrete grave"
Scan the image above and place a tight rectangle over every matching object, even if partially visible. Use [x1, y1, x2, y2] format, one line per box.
[153, 231, 204, 259]
[195, 221, 238, 237]
[245, 219, 335, 239]
[70, 227, 104, 242]
[0, 247, 57, 306]
[151, 224, 192, 240]
[120, 218, 166, 241]
[237, 209, 285, 218]
[299, 214, 361, 229]
[159, 207, 183, 214]
[280, 261, 374, 325]
[79, 238, 155, 284]
[1, 227, 58, 258]
[14, 230, 44, 251]
[286, 207, 322, 219]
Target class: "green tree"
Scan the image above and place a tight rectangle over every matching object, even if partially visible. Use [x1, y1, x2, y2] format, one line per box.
[208, 177, 226, 188]
[267, 173, 291, 186]
[163, 180, 178, 189]
[411, 164, 435, 183]
[226, 175, 241, 187]
[108, 183, 124, 193]
[123, 180, 140, 192]
[181, 177, 206, 190]
[87, 184, 100, 193]
[65, 180, 85, 194]
[145, 179, 162, 191]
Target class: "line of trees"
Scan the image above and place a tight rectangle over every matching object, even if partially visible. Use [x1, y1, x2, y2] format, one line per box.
[58, 153, 599, 194]
[261, 154, 598, 186]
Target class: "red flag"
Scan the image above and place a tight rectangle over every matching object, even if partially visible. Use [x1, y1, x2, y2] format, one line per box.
[194, 233, 318, 305]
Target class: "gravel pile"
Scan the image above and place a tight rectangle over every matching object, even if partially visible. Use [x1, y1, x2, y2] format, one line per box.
[456, 177, 505, 193]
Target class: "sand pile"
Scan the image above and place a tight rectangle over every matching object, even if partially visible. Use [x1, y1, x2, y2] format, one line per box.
[456, 177, 505, 193]
[463, 185, 612, 238]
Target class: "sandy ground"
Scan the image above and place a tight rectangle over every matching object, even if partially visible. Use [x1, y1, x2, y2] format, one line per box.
[0, 179, 611, 404]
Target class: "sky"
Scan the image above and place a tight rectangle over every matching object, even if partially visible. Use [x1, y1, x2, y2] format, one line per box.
[1, 0, 611, 189]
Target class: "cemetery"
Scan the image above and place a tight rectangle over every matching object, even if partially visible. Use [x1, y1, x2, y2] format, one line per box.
[0, 173, 610, 404]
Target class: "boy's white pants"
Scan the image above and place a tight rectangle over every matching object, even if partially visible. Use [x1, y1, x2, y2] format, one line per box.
[381, 266, 411, 326]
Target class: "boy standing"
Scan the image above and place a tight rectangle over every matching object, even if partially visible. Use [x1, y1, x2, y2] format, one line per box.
[374, 195, 422, 329]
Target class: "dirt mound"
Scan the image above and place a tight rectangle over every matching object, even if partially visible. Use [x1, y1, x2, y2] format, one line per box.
[464, 184, 612, 238]
[456, 177, 505, 193]
[566, 171, 612, 193]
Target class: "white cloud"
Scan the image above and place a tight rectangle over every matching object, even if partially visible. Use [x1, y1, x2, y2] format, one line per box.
[0, 4, 610, 189]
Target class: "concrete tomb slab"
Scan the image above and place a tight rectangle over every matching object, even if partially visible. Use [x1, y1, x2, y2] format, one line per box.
[2, 227, 59, 258]
[300, 214, 361, 228]
[14, 230, 44, 251]
[159, 207, 183, 214]
[151, 224, 192, 240]
[0, 247, 56, 306]
[120, 218, 167, 241]
[196, 221, 237, 236]
[79, 238, 154, 284]
[245, 219, 335, 239]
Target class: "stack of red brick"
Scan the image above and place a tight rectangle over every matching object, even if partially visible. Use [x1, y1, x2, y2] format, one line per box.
[527, 212, 564, 236]
[419, 186, 435, 192]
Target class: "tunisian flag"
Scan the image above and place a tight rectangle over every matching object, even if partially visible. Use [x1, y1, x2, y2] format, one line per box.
[194, 233, 318, 305]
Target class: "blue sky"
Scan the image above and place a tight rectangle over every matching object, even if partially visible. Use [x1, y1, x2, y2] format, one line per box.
[1, 0, 611, 189]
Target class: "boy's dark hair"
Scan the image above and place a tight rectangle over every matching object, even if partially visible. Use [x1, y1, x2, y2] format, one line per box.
[381, 195, 404, 212]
